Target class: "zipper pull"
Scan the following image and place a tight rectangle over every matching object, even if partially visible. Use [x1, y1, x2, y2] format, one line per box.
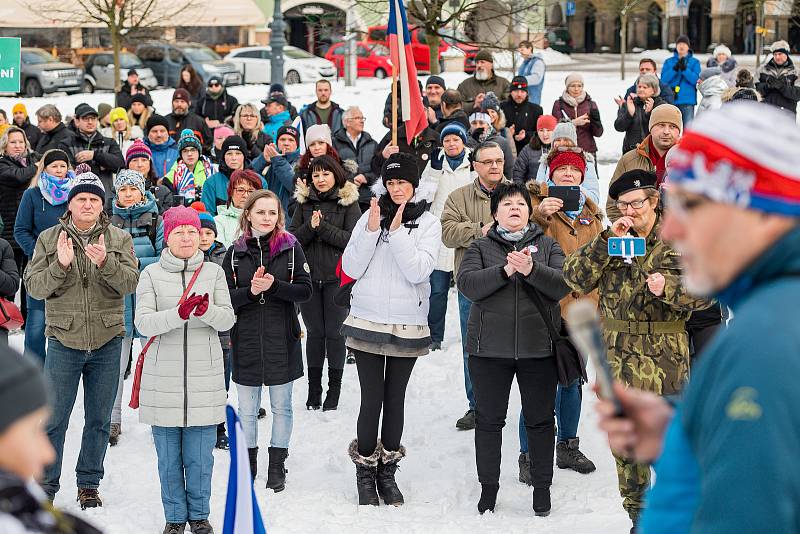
[83, 272, 88, 288]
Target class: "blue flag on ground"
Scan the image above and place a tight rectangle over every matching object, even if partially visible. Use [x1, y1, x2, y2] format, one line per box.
[223, 405, 267, 534]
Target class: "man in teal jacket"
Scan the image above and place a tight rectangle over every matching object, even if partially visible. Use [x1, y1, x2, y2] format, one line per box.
[597, 102, 800, 534]
[661, 36, 701, 127]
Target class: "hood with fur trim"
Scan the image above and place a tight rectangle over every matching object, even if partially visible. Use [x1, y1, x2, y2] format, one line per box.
[371, 178, 437, 206]
[294, 179, 360, 206]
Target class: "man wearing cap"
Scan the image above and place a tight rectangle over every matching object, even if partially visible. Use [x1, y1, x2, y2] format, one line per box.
[202, 134, 255, 215]
[517, 40, 546, 105]
[501, 76, 543, 155]
[661, 35, 701, 127]
[299, 79, 344, 134]
[425, 75, 447, 127]
[755, 40, 800, 114]
[25, 168, 139, 508]
[606, 103, 683, 220]
[333, 106, 379, 212]
[262, 94, 293, 141]
[598, 102, 800, 533]
[457, 50, 511, 115]
[564, 169, 710, 531]
[166, 89, 211, 152]
[196, 76, 240, 130]
[11, 102, 40, 148]
[144, 114, 180, 181]
[251, 125, 301, 215]
[35, 104, 71, 154]
[116, 68, 152, 111]
[58, 103, 125, 198]
[260, 83, 299, 123]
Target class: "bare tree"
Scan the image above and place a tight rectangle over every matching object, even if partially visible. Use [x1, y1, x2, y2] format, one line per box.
[590, 0, 646, 80]
[353, 0, 542, 74]
[29, 0, 197, 102]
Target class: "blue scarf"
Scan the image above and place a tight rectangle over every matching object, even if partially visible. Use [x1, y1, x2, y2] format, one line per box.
[547, 179, 586, 220]
[38, 170, 76, 206]
[496, 223, 530, 243]
[445, 150, 466, 170]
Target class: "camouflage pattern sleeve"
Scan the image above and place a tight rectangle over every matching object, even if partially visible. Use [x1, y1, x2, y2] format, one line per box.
[563, 231, 612, 295]
[652, 245, 714, 313]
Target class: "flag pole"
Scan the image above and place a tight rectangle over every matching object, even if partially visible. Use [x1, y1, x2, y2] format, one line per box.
[391, 64, 398, 146]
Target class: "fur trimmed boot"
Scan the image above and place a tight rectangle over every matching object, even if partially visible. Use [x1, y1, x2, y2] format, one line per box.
[348, 439, 381, 506]
[377, 444, 405, 506]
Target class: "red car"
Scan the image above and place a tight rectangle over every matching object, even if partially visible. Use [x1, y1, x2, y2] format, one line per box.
[366, 25, 478, 73]
[325, 42, 393, 79]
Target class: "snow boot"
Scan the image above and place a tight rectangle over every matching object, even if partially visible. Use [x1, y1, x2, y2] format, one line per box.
[518, 452, 533, 485]
[109, 422, 121, 446]
[556, 438, 596, 474]
[306, 367, 323, 410]
[247, 447, 258, 479]
[77, 488, 102, 509]
[533, 487, 551, 517]
[257, 407, 267, 419]
[348, 439, 380, 506]
[477, 483, 499, 514]
[456, 409, 476, 430]
[430, 341, 442, 351]
[346, 349, 356, 364]
[187, 519, 213, 534]
[376, 445, 405, 506]
[215, 422, 229, 450]
[163, 522, 185, 534]
[322, 368, 343, 411]
[266, 447, 288, 492]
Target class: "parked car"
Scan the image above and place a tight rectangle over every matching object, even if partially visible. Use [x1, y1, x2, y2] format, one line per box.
[82, 51, 158, 93]
[325, 42, 393, 79]
[366, 25, 450, 73]
[442, 34, 479, 73]
[18, 47, 83, 97]
[224, 45, 337, 84]
[135, 41, 242, 88]
[545, 28, 574, 54]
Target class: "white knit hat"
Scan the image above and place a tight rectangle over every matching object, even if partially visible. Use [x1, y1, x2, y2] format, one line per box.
[305, 124, 332, 148]
[712, 44, 732, 59]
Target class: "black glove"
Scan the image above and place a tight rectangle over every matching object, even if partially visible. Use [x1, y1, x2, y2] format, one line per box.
[430, 148, 444, 171]
[768, 76, 783, 89]
[471, 128, 485, 142]
[677, 58, 687, 71]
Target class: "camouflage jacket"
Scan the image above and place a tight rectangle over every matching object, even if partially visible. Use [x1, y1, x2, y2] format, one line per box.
[563, 218, 712, 395]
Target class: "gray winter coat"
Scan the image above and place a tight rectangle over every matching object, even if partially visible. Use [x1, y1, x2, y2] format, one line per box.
[512, 143, 549, 184]
[135, 249, 235, 427]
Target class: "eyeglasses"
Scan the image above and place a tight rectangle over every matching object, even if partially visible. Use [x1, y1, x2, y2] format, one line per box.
[239, 114, 257, 119]
[615, 198, 649, 211]
[233, 187, 255, 195]
[555, 146, 584, 154]
[347, 116, 366, 122]
[476, 159, 504, 167]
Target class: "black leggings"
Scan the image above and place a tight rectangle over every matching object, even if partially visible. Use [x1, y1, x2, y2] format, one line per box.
[353, 350, 416, 456]
[300, 281, 348, 370]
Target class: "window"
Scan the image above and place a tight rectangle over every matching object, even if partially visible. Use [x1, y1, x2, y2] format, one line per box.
[21, 49, 58, 65]
[284, 47, 315, 59]
[95, 54, 111, 67]
[331, 46, 345, 56]
[168, 48, 184, 63]
[357, 46, 370, 58]
[234, 50, 263, 59]
[183, 46, 221, 62]
[368, 28, 387, 42]
[137, 46, 164, 62]
[371, 44, 390, 57]
[261, 50, 272, 60]
[118, 53, 143, 68]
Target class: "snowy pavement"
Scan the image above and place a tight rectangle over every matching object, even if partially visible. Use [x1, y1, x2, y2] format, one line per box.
[4, 62, 638, 533]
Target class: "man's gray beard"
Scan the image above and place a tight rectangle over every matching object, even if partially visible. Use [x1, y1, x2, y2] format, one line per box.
[475, 70, 490, 81]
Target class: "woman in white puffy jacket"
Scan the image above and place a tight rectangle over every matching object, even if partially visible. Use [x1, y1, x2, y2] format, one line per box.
[341, 152, 441, 508]
[418, 123, 474, 351]
[135, 205, 235, 534]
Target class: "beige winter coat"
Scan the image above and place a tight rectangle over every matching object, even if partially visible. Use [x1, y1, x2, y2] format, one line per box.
[135, 249, 235, 427]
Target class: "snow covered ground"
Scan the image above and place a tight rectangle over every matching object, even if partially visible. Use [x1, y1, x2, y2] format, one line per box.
[3, 64, 635, 533]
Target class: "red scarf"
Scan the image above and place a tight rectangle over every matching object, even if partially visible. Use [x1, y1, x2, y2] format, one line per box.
[648, 137, 668, 186]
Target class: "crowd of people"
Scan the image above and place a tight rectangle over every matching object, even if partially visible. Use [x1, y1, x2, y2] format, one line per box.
[0, 35, 799, 534]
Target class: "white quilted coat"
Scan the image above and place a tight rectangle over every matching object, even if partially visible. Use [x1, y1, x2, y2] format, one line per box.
[135, 249, 235, 427]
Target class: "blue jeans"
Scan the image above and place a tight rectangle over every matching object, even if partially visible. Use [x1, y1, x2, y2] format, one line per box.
[236, 381, 293, 449]
[428, 270, 452, 344]
[24, 294, 47, 365]
[519, 379, 582, 453]
[42, 336, 122, 497]
[677, 104, 695, 128]
[458, 291, 475, 410]
[152, 425, 216, 523]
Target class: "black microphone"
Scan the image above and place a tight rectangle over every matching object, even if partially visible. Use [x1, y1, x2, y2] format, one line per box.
[567, 300, 624, 416]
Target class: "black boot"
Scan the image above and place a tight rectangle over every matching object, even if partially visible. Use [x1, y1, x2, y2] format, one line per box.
[556, 438, 596, 474]
[477, 483, 499, 514]
[376, 445, 405, 506]
[215, 423, 229, 450]
[247, 447, 258, 480]
[518, 453, 533, 486]
[348, 439, 380, 506]
[322, 368, 343, 411]
[266, 447, 288, 492]
[306, 367, 323, 410]
[533, 487, 551, 517]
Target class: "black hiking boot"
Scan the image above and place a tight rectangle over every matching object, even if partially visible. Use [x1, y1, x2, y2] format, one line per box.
[556, 438, 596, 474]
[266, 447, 288, 492]
[77, 488, 102, 509]
[518, 452, 533, 485]
[456, 409, 476, 430]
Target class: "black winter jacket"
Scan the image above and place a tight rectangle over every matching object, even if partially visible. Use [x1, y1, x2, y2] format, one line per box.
[116, 82, 152, 110]
[166, 112, 212, 153]
[0, 238, 19, 299]
[35, 122, 72, 154]
[332, 128, 379, 209]
[14, 118, 41, 149]
[756, 57, 800, 114]
[512, 142, 549, 184]
[241, 130, 272, 161]
[288, 181, 361, 282]
[224, 233, 312, 386]
[500, 99, 543, 155]
[196, 90, 240, 124]
[57, 130, 124, 196]
[372, 124, 440, 179]
[0, 154, 39, 250]
[457, 224, 569, 359]
[613, 97, 666, 154]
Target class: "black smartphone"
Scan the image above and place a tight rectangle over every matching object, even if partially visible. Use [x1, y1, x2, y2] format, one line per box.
[548, 185, 581, 212]
[172, 195, 185, 207]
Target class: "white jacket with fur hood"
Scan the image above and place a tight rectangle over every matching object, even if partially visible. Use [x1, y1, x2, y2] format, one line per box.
[135, 249, 235, 427]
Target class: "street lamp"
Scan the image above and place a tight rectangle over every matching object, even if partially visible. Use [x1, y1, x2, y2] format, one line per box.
[270, 0, 286, 86]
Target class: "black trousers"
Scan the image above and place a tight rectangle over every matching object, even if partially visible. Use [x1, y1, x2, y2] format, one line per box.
[353, 350, 416, 456]
[469, 355, 557, 488]
[300, 281, 348, 370]
[13, 248, 26, 321]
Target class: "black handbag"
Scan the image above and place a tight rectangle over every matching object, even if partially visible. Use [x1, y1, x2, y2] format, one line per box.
[522, 283, 588, 387]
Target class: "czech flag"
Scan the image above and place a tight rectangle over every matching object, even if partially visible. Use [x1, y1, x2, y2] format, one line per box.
[223, 405, 267, 534]
[291, 115, 306, 155]
[388, 0, 428, 140]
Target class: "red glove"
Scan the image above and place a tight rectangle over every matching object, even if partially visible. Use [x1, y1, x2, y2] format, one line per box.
[178, 293, 203, 320]
[193, 293, 210, 317]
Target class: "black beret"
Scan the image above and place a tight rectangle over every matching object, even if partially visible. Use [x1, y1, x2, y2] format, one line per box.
[608, 170, 657, 200]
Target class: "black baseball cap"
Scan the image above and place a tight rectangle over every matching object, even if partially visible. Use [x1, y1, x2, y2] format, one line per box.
[74, 103, 98, 118]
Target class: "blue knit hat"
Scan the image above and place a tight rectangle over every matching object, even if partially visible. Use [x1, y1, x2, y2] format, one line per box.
[198, 211, 217, 236]
[440, 122, 468, 144]
[178, 128, 202, 154]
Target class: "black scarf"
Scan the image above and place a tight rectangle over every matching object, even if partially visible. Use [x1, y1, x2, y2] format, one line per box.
[378, 193, 428, 232]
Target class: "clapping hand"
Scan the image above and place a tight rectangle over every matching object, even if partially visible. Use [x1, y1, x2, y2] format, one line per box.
[263, 143, 281, 162]
[250, 266, 275, 296]
[389, 202, 406, 232]
[85, 234, 107, 268]
[193, 293, 210, 317]
[643, 97, 655, 113]
[507, 249, 533, 276]
[367, 198, 381, 232]
[626, 94, 636, 116]
[311, 210, 322, 229]
[57, 231, 75, 268]
[573, 113, 590, 126]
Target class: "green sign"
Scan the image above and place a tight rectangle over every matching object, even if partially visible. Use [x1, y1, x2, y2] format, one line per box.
[0, 38, 21, 93]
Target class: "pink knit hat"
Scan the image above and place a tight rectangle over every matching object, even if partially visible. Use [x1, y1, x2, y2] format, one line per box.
[163, 205, 201, 242]
[214, 125, 235, 142]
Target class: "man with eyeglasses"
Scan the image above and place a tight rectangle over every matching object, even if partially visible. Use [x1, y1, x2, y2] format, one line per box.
[333, 106, 378, 212]
[440, 141, 509, 431]
[195, 76, 239, 131]
[57, 103, 125, 199]
[606, 104, 683, 221]
[564, 169, 711, 532]
[166, 89, 211, 154]
[596, 102, 800, 534]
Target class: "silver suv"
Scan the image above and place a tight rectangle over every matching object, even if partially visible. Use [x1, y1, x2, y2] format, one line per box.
[20, 48, 84, 97]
